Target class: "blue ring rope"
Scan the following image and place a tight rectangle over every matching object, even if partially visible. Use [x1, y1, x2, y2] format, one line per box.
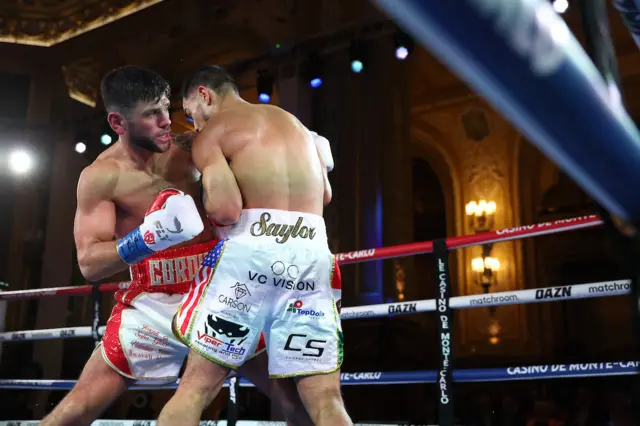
[0, 361, 636, 390]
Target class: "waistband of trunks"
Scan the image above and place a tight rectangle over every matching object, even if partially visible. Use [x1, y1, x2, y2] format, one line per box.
[216, 208, 327, 245]
[128, 240, 217, 289]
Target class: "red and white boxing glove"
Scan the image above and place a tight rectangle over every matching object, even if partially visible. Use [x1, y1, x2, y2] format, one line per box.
[311, 131, 334, 172]
[116, 189, 204, 264]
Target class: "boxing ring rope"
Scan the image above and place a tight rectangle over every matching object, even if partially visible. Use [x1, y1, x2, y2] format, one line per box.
[0, 214, 602, 302]
[2, 360, 639, 390]
[0, 279, 630, 342]
[0, 422, 405, 426]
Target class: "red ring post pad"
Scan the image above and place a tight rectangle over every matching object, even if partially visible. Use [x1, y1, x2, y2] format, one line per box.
[0, 362, 638, 390]
[372, 0, 640, 221]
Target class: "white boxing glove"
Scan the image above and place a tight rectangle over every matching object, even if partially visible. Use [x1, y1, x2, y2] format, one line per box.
[117, 189, 204, 264]
[311, 131, 334, 172]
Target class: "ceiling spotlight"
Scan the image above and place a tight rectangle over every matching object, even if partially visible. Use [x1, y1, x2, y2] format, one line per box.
[552, 0, 569, 14]
[75, 142, 87, 154]
[394, 30, 414, 60]
[256, 70, 274, 103]
[9, 149, 34, 175]
[350, 41, 365, 73]
[100, 134, 113, 145]
[308, 54, 324, 88]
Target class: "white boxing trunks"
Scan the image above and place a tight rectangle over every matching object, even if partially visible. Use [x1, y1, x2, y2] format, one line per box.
[100, 241, 266, 382]
[174, 209, 343, 378]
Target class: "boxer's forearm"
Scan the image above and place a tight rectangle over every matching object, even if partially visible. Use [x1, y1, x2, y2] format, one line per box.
[201, 164, 242, 225]
[205, 193, 241, 226]
[77, 241, 128, 282]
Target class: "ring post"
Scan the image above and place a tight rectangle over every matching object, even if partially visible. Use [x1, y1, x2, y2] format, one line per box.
[227, 373, 239, 426]
[578, 0, 640, 403]
[91, 283, 102, 347]
[434, 238, 454, 426]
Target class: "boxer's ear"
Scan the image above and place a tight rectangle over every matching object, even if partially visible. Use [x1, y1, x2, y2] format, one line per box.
[107, 112, 127, 135]
[197, 86, 213, 105]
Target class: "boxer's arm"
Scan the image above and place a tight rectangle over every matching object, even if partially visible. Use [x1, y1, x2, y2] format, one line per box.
[193, 128, 242, 225]
[74, 166, 126, 282]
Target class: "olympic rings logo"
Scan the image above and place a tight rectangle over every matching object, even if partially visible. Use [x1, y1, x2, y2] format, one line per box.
[271, 261, 299, 280]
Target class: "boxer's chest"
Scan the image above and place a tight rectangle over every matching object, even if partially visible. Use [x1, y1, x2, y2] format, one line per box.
[113, 153, 202, 237]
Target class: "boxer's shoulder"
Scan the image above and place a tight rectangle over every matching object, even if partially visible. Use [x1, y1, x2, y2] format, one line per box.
[77, 159, 120, 202]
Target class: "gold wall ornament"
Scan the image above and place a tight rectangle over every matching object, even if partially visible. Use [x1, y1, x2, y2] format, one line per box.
[487, 317, 501, 345]
[471, 256, 500, 293]
[465, 199, 496, 232]
[460, 108, 489, 141]
[61, 57, 101, 107]
[411, 95, 527, 355]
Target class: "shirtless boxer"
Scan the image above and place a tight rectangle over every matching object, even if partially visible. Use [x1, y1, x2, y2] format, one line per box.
[41, 65, 312, 426]
[157, 65, 351, 426]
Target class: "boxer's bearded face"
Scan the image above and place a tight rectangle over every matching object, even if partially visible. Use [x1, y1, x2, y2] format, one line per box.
[127, 96, 172, 153]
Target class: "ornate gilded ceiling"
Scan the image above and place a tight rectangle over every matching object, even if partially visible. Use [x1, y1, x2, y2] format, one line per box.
[0, 0, 163, 47]
[0, 0, 385, 109]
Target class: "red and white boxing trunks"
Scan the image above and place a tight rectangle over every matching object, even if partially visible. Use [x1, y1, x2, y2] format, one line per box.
[100, 241, 266, 382]
[174, 209, 343, 378]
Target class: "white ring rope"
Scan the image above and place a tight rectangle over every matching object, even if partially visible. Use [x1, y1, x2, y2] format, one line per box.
[0, 279, 630, 342]
[0, 422, 408, 426]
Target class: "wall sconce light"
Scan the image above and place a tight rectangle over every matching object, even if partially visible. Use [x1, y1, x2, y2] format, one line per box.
[394, 260, 406, 301]
[471, 256, 500, 293]
[465, 200, 497, 232]
[488, 317, 501, 345]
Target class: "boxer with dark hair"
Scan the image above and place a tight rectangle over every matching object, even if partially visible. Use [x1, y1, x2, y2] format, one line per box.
[41, 65, 312, 426]
[158, 65, 349, 426]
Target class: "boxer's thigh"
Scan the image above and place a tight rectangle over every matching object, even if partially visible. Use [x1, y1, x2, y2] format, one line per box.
[104, 297, 187, 382]
[176, 238, 270, 369]
[266, 250, 343, 378]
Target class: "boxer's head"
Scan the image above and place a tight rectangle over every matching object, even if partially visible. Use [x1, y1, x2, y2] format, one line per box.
[181, 65, 238, 131]
[101, 66, 172, 153]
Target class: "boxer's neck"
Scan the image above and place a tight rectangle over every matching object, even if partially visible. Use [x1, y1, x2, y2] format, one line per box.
[217, 92, 247, 111]
[119, 136, 156, 167]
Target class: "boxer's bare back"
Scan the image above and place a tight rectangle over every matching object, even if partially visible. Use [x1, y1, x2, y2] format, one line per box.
[156, 66, 349, 426]
[184, 101, 330, 222]
[74, 139, 213, 281]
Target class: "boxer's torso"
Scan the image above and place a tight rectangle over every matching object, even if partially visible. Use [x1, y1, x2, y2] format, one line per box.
[197, 103, 326, 216]
[96, 142, 214, 246]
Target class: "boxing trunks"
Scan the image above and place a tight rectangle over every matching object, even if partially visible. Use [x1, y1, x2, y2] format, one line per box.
[174, 209, 343, 378]
[100, 241, 266, 382]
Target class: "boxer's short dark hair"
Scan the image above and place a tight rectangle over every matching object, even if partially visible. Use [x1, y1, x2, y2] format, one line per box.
[181, 65, 238, 98]
[100, 66, 171, 115]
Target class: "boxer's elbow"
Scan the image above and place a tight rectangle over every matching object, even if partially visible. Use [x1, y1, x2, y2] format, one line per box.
[80, 268, 103, 283]
[78, 254, 103, 282]
[77, 244, 119, 282]
[207, 199, 242, 226]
